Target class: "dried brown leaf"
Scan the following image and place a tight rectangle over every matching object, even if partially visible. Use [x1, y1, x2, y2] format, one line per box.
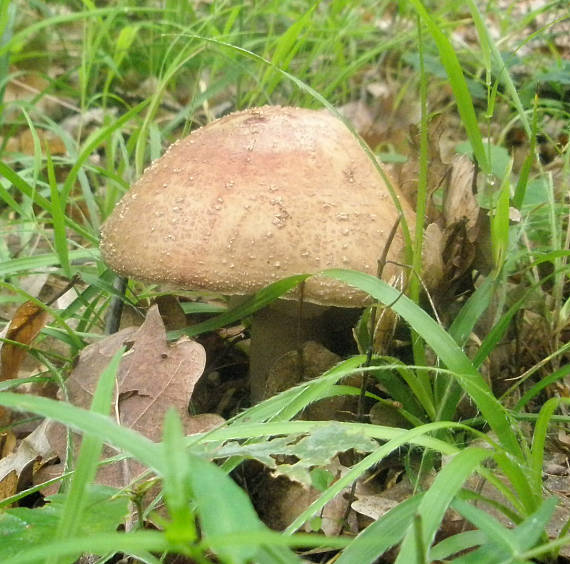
[40, 306, 221, 491]
[4, 129, 66, 155]
[444, 154, 480, 242]
[0, 421, 55, 502]
[398, 117, 449, 212]
[336, 100, 386, 148]
[352, 494, 399, 520]
[422, 222, 445, 291]
[1, 300, 48, 382]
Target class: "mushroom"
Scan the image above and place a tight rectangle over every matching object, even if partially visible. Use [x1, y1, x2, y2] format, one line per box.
[100, 106, 415, 403]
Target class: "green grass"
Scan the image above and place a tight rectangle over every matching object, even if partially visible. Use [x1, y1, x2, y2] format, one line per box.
[0, 1, 569, 562]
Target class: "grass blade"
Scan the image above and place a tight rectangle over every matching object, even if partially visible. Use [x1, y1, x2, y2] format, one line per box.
[335, 494, 423, 564]
[396, 447, 491, 563]
[0, 393, 163, 473]
[51, 349, 124, 551]
[323, 269, 522, 457]
[407, 0, 489, 173]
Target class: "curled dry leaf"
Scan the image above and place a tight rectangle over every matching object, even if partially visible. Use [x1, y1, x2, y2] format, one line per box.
[38, 306, 222, 492]
[1, 301, 48, 382]
[443, 154, 480, 243]
[398, 117, 449, 211]
[421, 154, 484, 298]
[422, 222, 445, 291]
[251, 457, 357, 535]
[0, 300, 48, 427]
[0, 421, 55, 502]
[438, 154, 481, 288]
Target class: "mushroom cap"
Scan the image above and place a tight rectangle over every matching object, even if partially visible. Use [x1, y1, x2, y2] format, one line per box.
[100, 106, 414, 307]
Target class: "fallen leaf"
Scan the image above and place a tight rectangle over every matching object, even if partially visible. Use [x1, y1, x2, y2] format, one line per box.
[443, 154, 480, 243]
[38, 306, 222, 492]
[1, 300, 48, 382]
[250, 457, 357, 534]
[116, 306, 209, 438]
[1, 431, 17, 458]
[265, 340, 340, 399]
[0, 301, 48, 427]
[422, 222, 445, 291]
[399, 117, 449, 210]
[352, 494, 399, 520]
[0, 422, 55, 502]
[4, 128, 66, 155]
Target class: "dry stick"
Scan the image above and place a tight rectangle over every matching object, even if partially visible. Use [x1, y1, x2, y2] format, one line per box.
[45, 274, 81, 307]
[356, 216, 402, 422]
[341, 217, 402, 531]
[105, 276, 127, 335]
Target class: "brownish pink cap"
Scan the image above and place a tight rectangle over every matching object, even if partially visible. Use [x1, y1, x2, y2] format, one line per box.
[100, 106, 414, 306]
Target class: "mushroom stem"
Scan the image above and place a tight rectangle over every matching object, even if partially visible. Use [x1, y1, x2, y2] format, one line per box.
[248, 300, 330, 403]
[248, 298, 363, 403]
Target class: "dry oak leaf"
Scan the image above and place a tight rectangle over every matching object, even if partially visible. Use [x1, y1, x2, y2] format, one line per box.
[39, 306, 221, 491]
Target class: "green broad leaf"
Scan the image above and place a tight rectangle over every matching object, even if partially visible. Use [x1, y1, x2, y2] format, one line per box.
[403, 52, 486, 99]
[272, 424, 378, 485]
[0, 485, 129, 563]
[285, 420, 464, 534]
[187, 453, 292, 564]
[310, 468, 334, 492]
[1, 531, 169, 564]
[255, 544, 303, 564]
[456, 141, 511, 186]
[536, 60, 570, 85]
[452, 497, 519, 558]
[287, 423, 377, 465]
[203, 436, 294, 468]
[510, 497, 558, 552]
[200, 422, 376, 486]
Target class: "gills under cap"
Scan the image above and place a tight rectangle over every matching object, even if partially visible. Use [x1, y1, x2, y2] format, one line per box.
[100, 106, 414, 306]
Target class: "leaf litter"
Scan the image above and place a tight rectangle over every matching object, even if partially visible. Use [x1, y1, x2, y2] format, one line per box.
[35, 305, 223, 493]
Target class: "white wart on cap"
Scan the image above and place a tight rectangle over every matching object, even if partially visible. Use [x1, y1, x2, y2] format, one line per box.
[100, 106, 414, 305]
